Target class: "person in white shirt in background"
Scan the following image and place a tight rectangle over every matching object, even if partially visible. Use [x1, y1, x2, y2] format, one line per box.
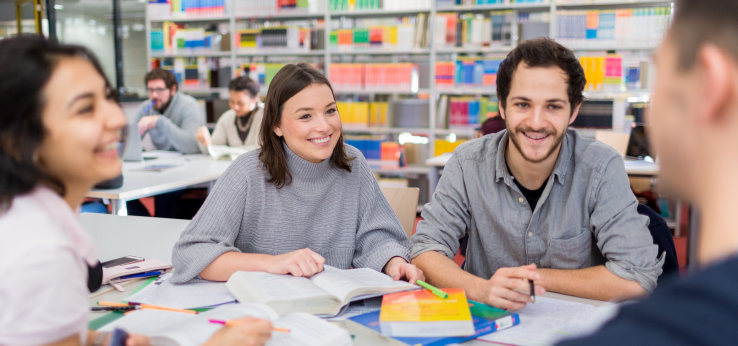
[196, 76, 264, 152]
[0, 35, 271, 346]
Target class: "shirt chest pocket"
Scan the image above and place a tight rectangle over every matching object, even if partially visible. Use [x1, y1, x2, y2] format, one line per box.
[546, 228, 594, 269]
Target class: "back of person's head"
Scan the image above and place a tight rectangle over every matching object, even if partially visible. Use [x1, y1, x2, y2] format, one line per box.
[669, 0, 738, 70]
[229, 76, 260, 98]
[496, 37, 586, 115]
[259, 63, 351, 188]
[144, 68, 178, 90]
[0, 34, 112, 211]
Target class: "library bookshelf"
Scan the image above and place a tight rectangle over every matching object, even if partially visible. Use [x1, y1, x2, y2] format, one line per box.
[145, 0, 673, 204]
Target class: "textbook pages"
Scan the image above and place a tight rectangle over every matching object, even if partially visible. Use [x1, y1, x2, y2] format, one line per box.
[226, 265, 417, 316]
[100, 303, 351, 346]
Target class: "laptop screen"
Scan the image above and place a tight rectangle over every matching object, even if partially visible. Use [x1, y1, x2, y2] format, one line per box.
[625, 124, 652, 160]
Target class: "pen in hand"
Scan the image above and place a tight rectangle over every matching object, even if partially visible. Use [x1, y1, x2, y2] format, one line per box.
[529, 279, 536, 303]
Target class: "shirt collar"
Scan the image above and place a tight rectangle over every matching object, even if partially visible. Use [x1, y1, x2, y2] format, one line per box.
[494, 129, 574, 185]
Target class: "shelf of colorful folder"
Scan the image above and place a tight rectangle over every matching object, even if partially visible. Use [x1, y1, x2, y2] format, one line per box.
[147, 0, 227, 21]
[334, 88, 432, 95]
[436, 2, 551, 12]
[328, 20, 429, 52]
[233, 0, 325, 19]
[343, 127, 435, 135]
[330, 8, 432, 17]
[554, 0, 673, 8]
[329, 0, 433, 15]
[237, 49, 326, 57]
[329, 48, 431, 55]
[151, 51, 231, 58]
[556, 7, 671, 49]
[434, 11, 546, 51]
[148, 15, 231, 23]
[436, 46, 514, 54]
[235, 27, 323, 53]
[438, 87, 497, 95]
[329, 63, 422, 94]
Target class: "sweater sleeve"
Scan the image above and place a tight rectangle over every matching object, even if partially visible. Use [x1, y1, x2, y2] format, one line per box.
[152, 107, 204, 154]
[170, 155, 252, 283]
[210, 112, 230, 146]
[350, 152, 411, 272]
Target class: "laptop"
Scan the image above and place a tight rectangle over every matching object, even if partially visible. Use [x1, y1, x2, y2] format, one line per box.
[625, 123, 653, 161]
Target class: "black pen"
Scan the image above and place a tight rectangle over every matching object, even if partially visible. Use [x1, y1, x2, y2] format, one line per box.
[529, 279, 536, 303]
[91, 306, 138, 312]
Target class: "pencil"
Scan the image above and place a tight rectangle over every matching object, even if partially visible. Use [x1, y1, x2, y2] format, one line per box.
[529, 279, 536, 303]
[416, 280, 449, 299]
[98, 301, 198, 314]
[208, 319, 290, 332]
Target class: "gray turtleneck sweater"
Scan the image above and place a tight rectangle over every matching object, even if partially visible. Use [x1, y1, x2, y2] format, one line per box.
[171, 143, 410, 283]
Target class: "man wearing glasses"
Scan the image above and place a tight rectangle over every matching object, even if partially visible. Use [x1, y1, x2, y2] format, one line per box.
[136, 68, 204, 154]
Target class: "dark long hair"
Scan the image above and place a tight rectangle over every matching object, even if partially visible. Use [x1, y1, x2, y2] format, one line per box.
[258, 63, 352, 188]
[0, 35, 114, 212]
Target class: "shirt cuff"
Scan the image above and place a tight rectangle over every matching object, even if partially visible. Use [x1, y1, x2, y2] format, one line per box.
[604, 252, 665, 292]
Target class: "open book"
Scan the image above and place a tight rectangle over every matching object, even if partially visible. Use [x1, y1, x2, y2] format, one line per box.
[207, 145, 255, 160]
[225, 265, 418, 316]
[100, 303, 351, 346]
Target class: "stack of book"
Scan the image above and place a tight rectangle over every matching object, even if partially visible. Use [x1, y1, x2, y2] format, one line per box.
[329, 17, 428, 52]
[236, 26, 321, 52]
[329, 0, 432, 11]
[147, 0, 226, 20]
[337, 101, 389, 129]
[234, 0, 325, 16]
[557, 7, 672, 48]
[330, 63, 419, 92]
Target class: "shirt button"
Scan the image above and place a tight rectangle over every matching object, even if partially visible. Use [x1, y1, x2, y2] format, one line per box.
[518, 197, 525, 204]
[528, 232, 532, 237]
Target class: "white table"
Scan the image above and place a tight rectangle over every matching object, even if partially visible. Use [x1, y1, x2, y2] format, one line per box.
[82, 213, 190, 318]
[87, 155, 231, 215]
[81, 214, 609, 345]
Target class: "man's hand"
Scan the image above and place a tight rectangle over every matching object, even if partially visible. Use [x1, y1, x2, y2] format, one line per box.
[204, 317, 273, 346]
[138, 115, 160, 135]
[474, 264, 546, 310]
[195, 126, 211, 148]
[384, 256, 425, 283]
[268, 248, 325, 277]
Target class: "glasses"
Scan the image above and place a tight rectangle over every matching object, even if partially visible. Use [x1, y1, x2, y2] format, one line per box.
[147, 87, 169, 94]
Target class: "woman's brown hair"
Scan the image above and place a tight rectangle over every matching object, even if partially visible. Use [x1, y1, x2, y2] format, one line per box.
[258, 63, 352, 188]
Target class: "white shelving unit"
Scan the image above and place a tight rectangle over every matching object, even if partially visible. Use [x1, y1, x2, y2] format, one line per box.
[145, 0, 671, 203]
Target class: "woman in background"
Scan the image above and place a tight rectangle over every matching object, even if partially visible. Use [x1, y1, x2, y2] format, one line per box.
[0, 35, 271, 346]
[196, 76, 264, 151]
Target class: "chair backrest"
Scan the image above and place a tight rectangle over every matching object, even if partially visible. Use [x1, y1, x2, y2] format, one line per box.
[380, 187, 420, 239]
[595, 130, 629, 157]
[637, 204, 680, 285]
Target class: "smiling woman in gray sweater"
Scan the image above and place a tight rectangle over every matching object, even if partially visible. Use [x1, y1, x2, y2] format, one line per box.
[171, 63, 424, 284]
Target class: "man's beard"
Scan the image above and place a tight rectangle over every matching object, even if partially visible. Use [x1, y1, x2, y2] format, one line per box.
[507, 125, 565, 164]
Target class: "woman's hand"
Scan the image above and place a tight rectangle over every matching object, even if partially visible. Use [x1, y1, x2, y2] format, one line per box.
[384, 256, 425, 283]
[268, 248, 325, 277]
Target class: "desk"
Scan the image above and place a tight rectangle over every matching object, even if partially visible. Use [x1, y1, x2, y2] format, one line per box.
[87, 155, 231, 215]
[82, 213, 189, 316]
[82, 214, 609, 345]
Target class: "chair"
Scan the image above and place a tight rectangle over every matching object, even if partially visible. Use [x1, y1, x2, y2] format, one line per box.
[380, 187, 420, 239]
[637, 204, 680, 285]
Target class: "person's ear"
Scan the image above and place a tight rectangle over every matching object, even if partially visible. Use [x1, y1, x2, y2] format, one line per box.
[695, 44, 732, 125]
[273, 126, 283, 137]
[568, 102, 583, 126]
[499, 105, 507, 120]
[171, 84, 177, 93]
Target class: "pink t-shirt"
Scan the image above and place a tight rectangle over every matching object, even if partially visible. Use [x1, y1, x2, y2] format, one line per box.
[0, 186, 98, 345]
